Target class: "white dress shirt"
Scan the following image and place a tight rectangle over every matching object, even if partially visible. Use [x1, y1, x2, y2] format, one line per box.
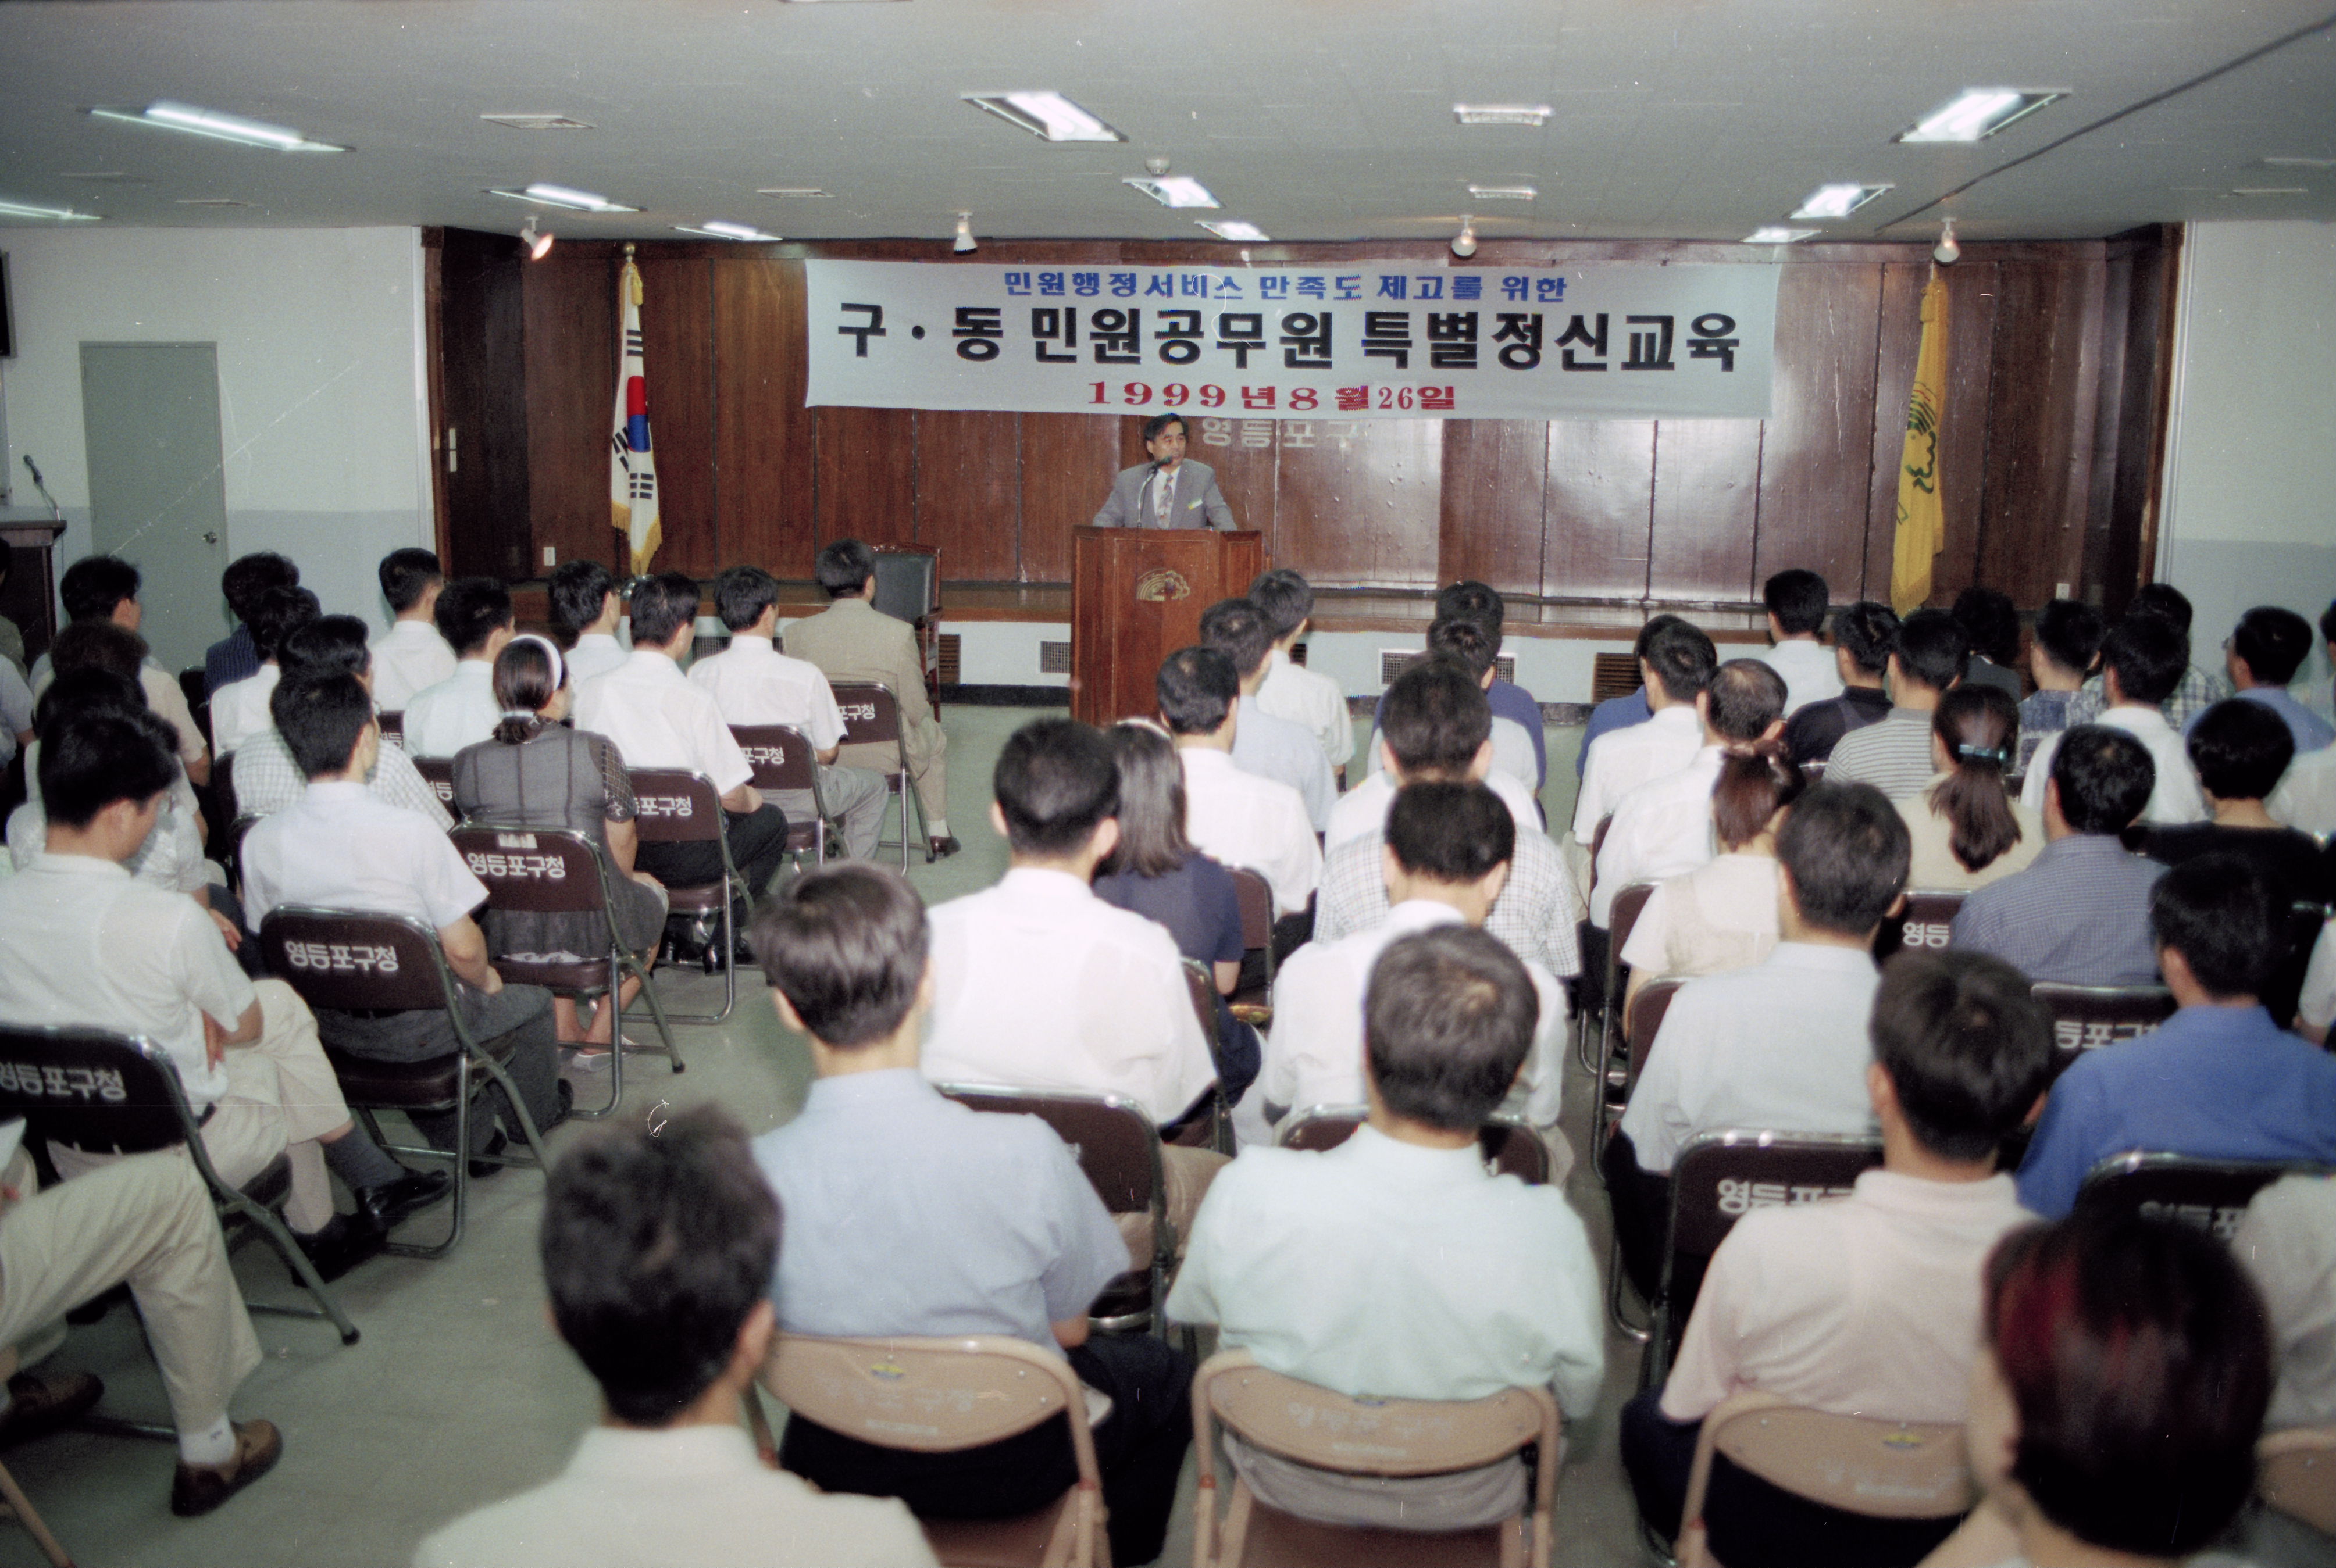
[922, 867, 1218, 1127]
[2021, 703, 2207, 827]
[1179, 747, 1321, 916]
[563, 631, 630, 688]
[1258, 899, 1567, 1133]
[208, 664, 280, 758]
[1618, 942, 1882, 1174]
[1233, 695, 1336, 831]
[573, 649, 753, 796]
[1757, 639, 1845, 717]
[1573, 703, 1704, 840]
[1661, 1171, 2032, 1424]
[2235, 1173, 2336, 1429]
[1363, 716, 1538, 794]
[402, 661, 502, 760]
[1256, 648, 1354, 770]
[369, 619, 459, 713]
[1591, 744, 1724, 925]
[2272, 744, 2336, 836]
[1325, 767, 1543, 857]
[687, 635, 847, 749]
[241, 781, 486, 931]
[6, 741, 207, 895]
[2301, 920, 2335, 1036]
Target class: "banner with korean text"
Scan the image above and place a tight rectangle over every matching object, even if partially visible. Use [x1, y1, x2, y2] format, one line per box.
[804, 259, 1779, 422]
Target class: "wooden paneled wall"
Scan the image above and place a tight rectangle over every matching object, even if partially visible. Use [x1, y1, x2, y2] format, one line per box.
[425, 229, 2178, 611]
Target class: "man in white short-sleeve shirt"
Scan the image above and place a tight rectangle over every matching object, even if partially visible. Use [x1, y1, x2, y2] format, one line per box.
[402, 577, 515, 759]
[1754, 570, 1845, 717]
[368, 549, 458, 713]
[1160, 648, 1321, 918]
[230, 614, 452, 828]
[1199, 598, 1337, 831]
[1248, 569, 1355, 774]
[1573, 620, 1718, 841]
[546, 559, 631, 688]
[2022, 616, 2207, 828]
[1331, 647, 1542, 855]
[2236, 1173, 2336, 1430]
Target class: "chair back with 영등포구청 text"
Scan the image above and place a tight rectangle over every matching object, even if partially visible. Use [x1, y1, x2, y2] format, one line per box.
[626, 767, 746, 1026]
[411, 754, 455, 810]
[727, 723, 828, 868]
[829, 681, 927, 869]
[2072, 1152, 2333, 1242]
[2028, 983, 2176, 1085]
[1873, 888, 1967, 963]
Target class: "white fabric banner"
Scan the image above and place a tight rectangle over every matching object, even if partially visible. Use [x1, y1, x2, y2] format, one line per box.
[804, 259, 1779, 422]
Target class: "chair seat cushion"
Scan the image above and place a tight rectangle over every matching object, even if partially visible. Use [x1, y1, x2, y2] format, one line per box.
[663, 884, 729, 914]
[323, 1046, 465, 1106]
[494, 957, 613, 994]
[919, 1490, 1077, 1568]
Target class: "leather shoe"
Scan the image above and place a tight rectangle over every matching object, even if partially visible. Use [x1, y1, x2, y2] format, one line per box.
[0, 1371, 103, 1449]
[354, 1169, 453, 1235]
[927, 835, 962, 860]
[468, 1128, 510, 1180]
[171, 1419, 282, 1517]
[290, 1216, 384, 1285]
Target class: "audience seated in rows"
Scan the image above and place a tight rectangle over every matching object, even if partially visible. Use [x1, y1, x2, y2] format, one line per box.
[208, 583, 319, 760]
[1952, 727, 2166, 986]
[368, 548, 457, 713]
[1197, 596, 1336, 831]
[1577, 613, 1681, 780]
[1246, 567, 1354, 774]
[403, 577, 516, 759]
[1784, 599, 1900, 768]
[231, 616, 452, 826]
[1618, 742, 1804, 997]
[1160, 646, 1321, 919]
[1953, 587, 2026, 703]
[1171, 923, 1603, 1531]
[750, 865, 1191, 1568]
[544, 559, 629, 688]
[1333, 651, 1542, 854]
[1897, 685, 2044, 892]
[2142, 696, 2332, 904]
[1367, 617, 1539, 794]
[690, 563, 887, 862]
[2016, 597, 2105, 777]
[1368, 581, 1549, 791]
[2237, 1171, 2336, 1433]
[1756, 568, 1843, 717]
[2024, 613, 2207, 827]
[419, 1106, 936, 1568]
[2063, 582, 2235, 733]
[2207, 605, 2334, 754]
[204, 551, 299, 698]
[1574, 617, 1718, 839]
[1623, 949, 2054, 1568]
[1828, 609, 1970, 802]
[33, 554, 211, 787]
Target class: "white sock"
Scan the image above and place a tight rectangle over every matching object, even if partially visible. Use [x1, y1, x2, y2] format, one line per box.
[178, 1416, 235, 1466]
[926, 819, 948, 839]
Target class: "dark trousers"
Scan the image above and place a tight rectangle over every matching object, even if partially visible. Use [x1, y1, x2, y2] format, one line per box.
[1600, 1129, 1674, 1306]
[780, 1334, 1194, 1567]
[316, 982, 562, 1156]
[636, 802, 791, 918]
[1211, 1002, 1261, 1105]
[1620, 1391, 1961, 1568]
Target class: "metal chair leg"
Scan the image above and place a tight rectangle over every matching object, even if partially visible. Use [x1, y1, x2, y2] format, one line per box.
[384, 1057, 472, 1260]
[1607, 1228, 1653, 1343]
[657, 877, 743, 1026]
[0, 1456, 74, 1567]
[565, 957, 627, 1121]
[224, 1193, 361, 1344]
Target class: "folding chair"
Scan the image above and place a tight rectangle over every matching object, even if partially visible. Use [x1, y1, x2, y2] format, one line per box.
[1589, 881, 1658, 1078]
[1175, 959, 1237, 1156]
[759, 1332, 1107, 1568]
[1597, 973, 1685, 1166]
[1873, 889, 1967, 964]
[1276, 1105, 1551, 1185]
[627, 768, 748, 1026]
[2260, 1427, 2336, 1536]
[1228, 866, 1276, 1024]
[937, 1083, 1174, 1337]
[2073, 1151, 2330, 1240]
[1673, 1390, 1970, 1568]
[411, 755, 457, 812]
[1190, 1348, 1562, 1568]
[0, 1347, 72, 1567]
[830, 681, 925, 869]
[0, 1023, 360, 1345]
[729, 723, 828, 869]
[450, 824, 682, 1119]
[869, 542, 946, 712]
[2030, 983, 2176, 1086]
[376, 710, 404, 750]
[257, 908, 551, 1259]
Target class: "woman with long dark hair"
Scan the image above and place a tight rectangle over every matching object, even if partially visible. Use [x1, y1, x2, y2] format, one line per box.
[1898, 685, 2042, 890]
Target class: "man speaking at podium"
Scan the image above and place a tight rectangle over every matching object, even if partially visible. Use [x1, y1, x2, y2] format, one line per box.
[1091, 413, 1236, 530]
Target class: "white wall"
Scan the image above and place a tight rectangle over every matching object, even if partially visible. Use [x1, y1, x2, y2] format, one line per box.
[0, 226, 434, 665]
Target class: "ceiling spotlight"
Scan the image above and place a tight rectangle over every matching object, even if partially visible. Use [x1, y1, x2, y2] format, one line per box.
[1453, 104, 1552, 127]
[1451, 216, 1478, 258]
[1898, 89, 2063, 144]
[1932, 219, 1960, 266]
[519, 216, 554, 260]
[0, 197, 101, 222]
[1743, 226, 1820, 244]
[953, 212, 977, 254]
[1197, 220, 1269, 241]
[1789, 183, 1892, 220]
[675, 220, 780, 241]
[963, 92, 1125, 143]
[1124, 175, 1218, 209]
[90, 100, 345, 153]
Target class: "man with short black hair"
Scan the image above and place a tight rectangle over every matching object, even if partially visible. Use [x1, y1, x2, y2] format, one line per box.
[1953, 587, 2026, 701]
[1574, 619, 1718, 838]
[2019, 598, 2105, 776]
[2017, 855, 2336, 1217]
[1397, 616, 1537, 787]
[748, 865, 1186, 1568]
[1091, 412, 1235, 530]
[1826, 609, 1969, 799]
[1160, 647, 1321, 918]
[1757, 569, 1842, 716]
[37, 555, 212, 785]
[369, 548, 456, 712]
[1955, 726, 2167, 985]
[1334, 655, 1542, 851]
[1198, 597, 1335, 829]
[1369, 581, 1547, 790]
[1782, 601, 1899, 768]
[2143, 699, 2329, 912]
[1247, 569, 1353, 773]
[546, 559, 629, 686]
[228, 616, 453, 827]
[403, 577, 516, 758]
[207, 585, 320, 758]
[1171, 923, 1603, 1530]
[418, 1106, 937, 1568]
[205, 552, 299, 696]
[1576, 615, 1686, 781]
[1623, 951, 2053, 1568]
[2210, 606, 2334, 753]
[2023, 615, 2206, 826]
[2066, 582, 2233, 731]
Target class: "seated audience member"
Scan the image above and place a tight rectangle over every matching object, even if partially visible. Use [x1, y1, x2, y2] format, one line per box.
[2235, 1172, 2336, 1431]
[1171, 924, 1604, 1530]
[1257, 783, 1568, 1143]
[1624, 950, 2054, 1568]
[1898, 685, 2044, 891]
[418, 1107, 937, 1568]
[0, 634, 27, 773]
[750, 865, 1190, 1568]
[404, 576, 516, 758]
[1619, 744, 1805, 997]
[1828, 609, 1969, 800]
[1199, 596, 1335, 830]
[452, 636, 668, 1051]
[1593, 659, 1787, 927]
[2142, 697, 2331, 905]
[689, 565, 887, 862]
[2024, 613, 2206, 826]
[1758, 569, 1844, 717]
[1247, 568, 1354, 774]
[1160, 647, 1321, 920]
[204, 551, 298, 697]
[920, 717, 1223, 1223]
[229, 616, 452, 826]
[2063, 581, 2233, 731]
[2272, 735, 2336, 835]
[0, 706, 447, 1278]
[35, 553, 211, 786]
[1366, 617, 1539, 794]
[1092, 721, 1260, 1104]
[208, 584, 319, 759]
[2209, 604, 2335, 753]
[1784, 600, 1900, 769]
[0, 550, 19, 676]
[573, 571, 790, 954]
[1953, 727, 2166, 987]
[10, 662, 208, 906]
[1578, 615, 1686, 781]
[0, 1149, 281, 1515]
[1604, 782, 1909, 1298]
[1331, 655, 1541, 852]
[2017, 598, 2104, 778]
[787, 539, 954, 857]
[1953, 586, 2026, 701]
[1574, 618, 1718, 840]
[546, 559, 629, 687]
[2015, 856, 2336, 1217]
[1364, 581, 1547, 790]
[368, 548, 456, 713]
[242, 672, 565, 1160]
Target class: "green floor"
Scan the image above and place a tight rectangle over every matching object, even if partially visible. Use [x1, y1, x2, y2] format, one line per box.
[20, 707, 1653, 1568]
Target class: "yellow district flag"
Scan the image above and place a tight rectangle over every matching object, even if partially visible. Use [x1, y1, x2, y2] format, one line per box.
[1892, 269, 1949, 615]
[609, 256, 662, 576]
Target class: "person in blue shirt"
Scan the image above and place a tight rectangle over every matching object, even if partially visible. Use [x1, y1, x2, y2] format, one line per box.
[2197, 605, 2336, 755]
[2016, 853, 2336, 1217]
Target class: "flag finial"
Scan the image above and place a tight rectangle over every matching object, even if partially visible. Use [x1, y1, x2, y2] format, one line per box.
[622, 242, 636, 259]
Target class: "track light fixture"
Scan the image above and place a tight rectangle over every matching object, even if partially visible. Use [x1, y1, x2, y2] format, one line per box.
[1451, 215, 1478, 258]
[1933, 219, 1960, 265]
[953, 212, 977, 254]
[520, 216, 554, 260]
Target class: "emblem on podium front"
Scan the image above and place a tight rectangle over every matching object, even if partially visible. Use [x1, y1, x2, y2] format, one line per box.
[1134, 568, 1192, 602]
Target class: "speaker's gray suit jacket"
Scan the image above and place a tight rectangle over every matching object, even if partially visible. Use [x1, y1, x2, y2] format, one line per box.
[1090, 460, 1236, 530]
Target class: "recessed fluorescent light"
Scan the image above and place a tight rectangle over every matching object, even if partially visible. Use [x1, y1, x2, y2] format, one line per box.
[1197, 220, 1269, 241]
[90, 101, 345, 153]
[58, 172, 146, 183]
[1789, 183, 1892, 220]
[963, 92, 1124, 143]
[176, 198, 253, 208]
[1467, 184, 1536, 201]
[480, 114, 596, 131]
[1743, 227, 1820, 244]
[1125, 175, 1218, 209]
[2231, 187, 2309, 197]
[758, 187, 834, 198]
[1453, 104, 1551, 127]
[0, 198, 100, 222]
[2262, 156, 2336, 169]
[675, 220, 781, 240]
[488, 183, 639, 213]
[1898, 89, 2063, 143]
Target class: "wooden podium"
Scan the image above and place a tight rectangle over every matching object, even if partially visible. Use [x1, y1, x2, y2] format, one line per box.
[1071, 528, 1267, 727]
